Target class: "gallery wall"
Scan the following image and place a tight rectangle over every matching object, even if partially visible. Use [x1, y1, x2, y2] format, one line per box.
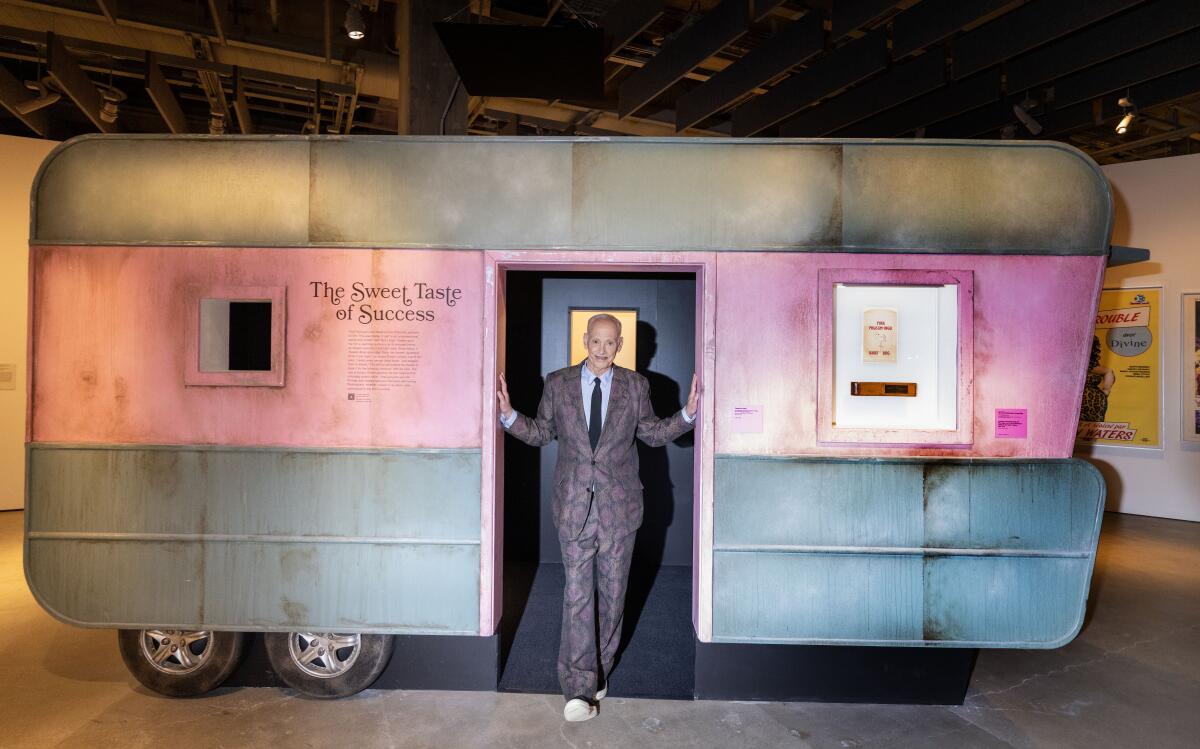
[0, 134, 59, 511]
[1079, 153, 1200, 522]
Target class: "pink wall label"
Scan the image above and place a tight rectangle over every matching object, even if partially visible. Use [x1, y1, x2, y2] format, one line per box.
[731, 406, 764, 433]
[995, 409, 1029, 438]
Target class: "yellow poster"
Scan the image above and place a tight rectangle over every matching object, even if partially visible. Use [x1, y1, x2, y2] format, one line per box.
[1077, 287, 1161, 447]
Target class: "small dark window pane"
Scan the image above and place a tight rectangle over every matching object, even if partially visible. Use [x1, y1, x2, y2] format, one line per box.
[228, 301, 272, 371]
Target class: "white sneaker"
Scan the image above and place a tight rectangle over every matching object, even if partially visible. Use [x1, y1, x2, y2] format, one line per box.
[563, 697, 598, 722]
[596, 681, 608, 700]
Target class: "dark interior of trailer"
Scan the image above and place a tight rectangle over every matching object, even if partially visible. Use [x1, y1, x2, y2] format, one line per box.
[499, 270, 697, 700]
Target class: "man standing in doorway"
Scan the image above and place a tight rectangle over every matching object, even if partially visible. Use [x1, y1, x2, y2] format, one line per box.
[497, 313, 698, 722]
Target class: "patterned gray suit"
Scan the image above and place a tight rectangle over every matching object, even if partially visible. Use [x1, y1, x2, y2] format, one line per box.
[507, 363, 693, 699]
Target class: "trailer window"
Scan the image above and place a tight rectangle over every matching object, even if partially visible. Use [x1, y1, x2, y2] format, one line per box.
[816, 268, 973, 447]
[200, 300, 273, 371]
[185, 286, 286, 387]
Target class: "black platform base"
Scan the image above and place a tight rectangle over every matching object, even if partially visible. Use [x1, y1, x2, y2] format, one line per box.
[224, 633, 499, 691]
[694, 641, 977, 705]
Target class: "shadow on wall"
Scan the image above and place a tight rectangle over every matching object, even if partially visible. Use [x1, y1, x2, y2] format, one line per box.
[621, 320, 692, 653]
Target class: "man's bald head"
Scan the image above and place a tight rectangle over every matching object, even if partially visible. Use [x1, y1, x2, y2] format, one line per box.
[586, 313, 622, 338]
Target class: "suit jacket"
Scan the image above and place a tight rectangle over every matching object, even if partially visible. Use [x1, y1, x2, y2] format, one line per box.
[507, 363, 693, 540]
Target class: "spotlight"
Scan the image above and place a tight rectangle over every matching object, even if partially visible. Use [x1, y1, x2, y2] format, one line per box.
[1116, 96, 1136, 134]
[209, 111, 226, 135]
[1013, 96, 1042, 136]
[14, 77, 60, 115]
[345, 2, 365, 40]
[96, 84, 126, 124]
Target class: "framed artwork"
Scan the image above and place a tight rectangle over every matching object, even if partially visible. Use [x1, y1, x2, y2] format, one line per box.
[1183, 292, 1200, 444]
[1077, 287, 1162, 448]
[568, 308, 637, 369]
[816, 268, 974, 447]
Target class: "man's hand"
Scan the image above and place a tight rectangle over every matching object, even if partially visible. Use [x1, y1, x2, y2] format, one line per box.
[685, 373, 699, 419]
[498, 372, 514, 420]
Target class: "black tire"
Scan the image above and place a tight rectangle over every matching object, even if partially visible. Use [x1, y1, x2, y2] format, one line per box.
[264, 632, 394, 698]
[117, 629, 247, 697]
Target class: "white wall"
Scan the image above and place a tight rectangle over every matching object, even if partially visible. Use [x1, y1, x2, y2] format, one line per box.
[0, 134, 59, 511]
[1075, 152, 1200, 522]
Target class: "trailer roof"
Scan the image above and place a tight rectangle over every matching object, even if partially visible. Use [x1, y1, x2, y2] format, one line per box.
[31, 136, 1112, 255]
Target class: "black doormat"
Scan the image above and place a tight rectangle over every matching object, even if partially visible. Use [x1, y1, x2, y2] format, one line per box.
[498, 562, 694, 700]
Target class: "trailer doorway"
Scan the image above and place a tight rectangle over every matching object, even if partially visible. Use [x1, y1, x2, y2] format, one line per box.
[497, 269, 698, 700]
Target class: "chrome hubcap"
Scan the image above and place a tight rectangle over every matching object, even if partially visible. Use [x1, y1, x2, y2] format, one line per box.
[287, 632, 361, 679]
[139, 630, 213, 675]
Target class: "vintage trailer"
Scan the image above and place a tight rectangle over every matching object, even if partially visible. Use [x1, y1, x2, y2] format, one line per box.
[26, 136, 1126, 699]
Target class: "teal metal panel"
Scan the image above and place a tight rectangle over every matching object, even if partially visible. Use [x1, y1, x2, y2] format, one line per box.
[714, 459, 924, 547]
[25, 445, 482, 634]
[713, 551, 922, 642]
[841, 143, 1111, 253]
[711, 457, 1105, 647]
[923, 556, 1088, 646]
[30, 136, 1112, 255]
[923, 462, 1102, 552]
[27, 539, 204, 625]
[27, 446, 480, 539]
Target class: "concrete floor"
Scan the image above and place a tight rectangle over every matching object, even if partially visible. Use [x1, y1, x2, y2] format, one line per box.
[2, 510, 1197, 749]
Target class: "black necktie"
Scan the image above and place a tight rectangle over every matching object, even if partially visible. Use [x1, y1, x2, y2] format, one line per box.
[589, 377, 602, 451]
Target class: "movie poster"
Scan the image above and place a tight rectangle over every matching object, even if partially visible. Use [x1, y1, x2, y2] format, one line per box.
[1183, 292, 1200, 444]
[1077, 287, 1161, 448]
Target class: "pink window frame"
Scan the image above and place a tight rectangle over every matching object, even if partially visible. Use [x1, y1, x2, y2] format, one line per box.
[184, 285, 287, 387]
[816, 268, 974, 447]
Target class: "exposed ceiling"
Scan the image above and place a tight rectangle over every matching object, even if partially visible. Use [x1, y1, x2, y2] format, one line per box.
[1, 0, 1199, 165]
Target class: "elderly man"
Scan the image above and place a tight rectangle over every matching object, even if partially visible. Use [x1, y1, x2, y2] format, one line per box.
[498, 313, 698, 722]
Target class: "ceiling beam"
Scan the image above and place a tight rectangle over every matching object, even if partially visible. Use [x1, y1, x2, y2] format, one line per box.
[0, 15, 357, 96]
[780, 49, 945, 136]
[94, 0, 116, 24]
[731, 27, 888, 136]
[843, 0, 1199, 140]
[485, 96, 726, 137]
[1055, 27, 1200, 108]
[144, 52, 188, 133]
[1088, 124, 1200, 159]
[835, 67, 1000, 138]
[927, 59, 1200, 140]
[323, 0, 332, 63]
[891, 0, 1014, 60]
[794, 0, 1132, 138]
[617, 0, 750, 118]
[1047, 64, 1200, 137]
[233, 66, 254, 133]
[831, 0, 897, 40]
[207, 0, 229, 46]
[600, 0, 665, 58]
[0, 63, 48, 136]
[954, 0, 1144, 81]
[45, 31, 118, 133]
[675, 11, 824, 131]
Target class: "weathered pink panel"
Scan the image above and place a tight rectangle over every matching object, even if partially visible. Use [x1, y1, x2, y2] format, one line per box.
[714, 253, 1106, 458]
[31, 246, 484, 448]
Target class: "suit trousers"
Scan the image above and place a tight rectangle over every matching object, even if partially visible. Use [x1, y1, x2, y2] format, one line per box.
[557, 493, 638, 700]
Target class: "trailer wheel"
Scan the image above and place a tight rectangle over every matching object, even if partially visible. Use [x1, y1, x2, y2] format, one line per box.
[264, 632, 393, 698]
[117, 629, 246, 697]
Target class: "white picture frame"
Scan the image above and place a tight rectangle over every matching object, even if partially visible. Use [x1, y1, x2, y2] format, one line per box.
[1183, 292, 1200, 444]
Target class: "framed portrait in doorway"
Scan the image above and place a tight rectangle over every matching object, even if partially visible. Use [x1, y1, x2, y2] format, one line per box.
[569, 308, 637, 369]
[1183, 292, 1200, 444]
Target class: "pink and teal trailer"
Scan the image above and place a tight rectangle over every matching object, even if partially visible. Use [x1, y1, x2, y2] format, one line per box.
[25, 136, 1126, 698]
